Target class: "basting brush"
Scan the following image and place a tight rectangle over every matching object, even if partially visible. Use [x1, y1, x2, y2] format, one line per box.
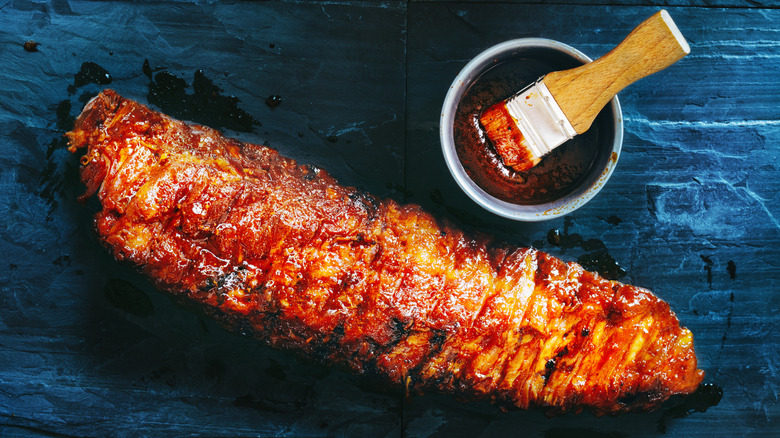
[480, 10, 690, 172]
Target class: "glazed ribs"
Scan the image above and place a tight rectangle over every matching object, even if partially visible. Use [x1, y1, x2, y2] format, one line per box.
[68, 90, 703, 415]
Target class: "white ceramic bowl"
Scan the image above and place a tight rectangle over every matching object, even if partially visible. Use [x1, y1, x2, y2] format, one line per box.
[440, 38, 623, 221]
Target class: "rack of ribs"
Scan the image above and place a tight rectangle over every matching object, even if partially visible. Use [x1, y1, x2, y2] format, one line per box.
[67, 90, 703, 415]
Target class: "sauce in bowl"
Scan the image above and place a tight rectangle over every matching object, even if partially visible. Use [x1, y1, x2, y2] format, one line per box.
[453, 54, 612, 205]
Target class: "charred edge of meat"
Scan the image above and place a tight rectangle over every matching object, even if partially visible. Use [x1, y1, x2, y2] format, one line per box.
[345, 317, 413, 375]
[405, 328, 451, 392]
[544, 359, 557, 384]
[300, 164, 320, 181]
[618, 390, 662, 408]
[312, 323, 347, 362]
[348, 191, 381, 222]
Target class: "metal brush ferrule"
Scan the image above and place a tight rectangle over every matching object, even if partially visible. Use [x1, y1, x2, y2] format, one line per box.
[504, 78, 577, 159]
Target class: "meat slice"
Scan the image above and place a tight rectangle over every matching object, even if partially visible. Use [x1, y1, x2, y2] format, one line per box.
[68, 90, 703, 415]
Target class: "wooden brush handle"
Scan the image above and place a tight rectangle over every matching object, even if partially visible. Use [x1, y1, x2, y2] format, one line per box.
[544, 10, 690, 134]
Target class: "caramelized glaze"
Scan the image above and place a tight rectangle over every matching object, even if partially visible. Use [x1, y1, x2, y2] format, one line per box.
[68, 90, 703, 415]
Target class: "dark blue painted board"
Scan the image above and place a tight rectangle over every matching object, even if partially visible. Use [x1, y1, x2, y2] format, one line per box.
[413, 0, 778, 7]
[1, 1, 777, 437]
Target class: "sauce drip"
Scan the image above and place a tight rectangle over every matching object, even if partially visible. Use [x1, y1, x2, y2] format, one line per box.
[265, 94, 283, 108]
[453, 57, 608, 205]
[73, 62, 112, 89]
[657, 383, 723, 432]
[147, 68, 258, 133]
[23, 40, 39, 52]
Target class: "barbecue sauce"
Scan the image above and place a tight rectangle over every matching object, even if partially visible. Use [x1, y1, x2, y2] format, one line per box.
[72, 62, 112, 89]
[453, 57, 608, 205]
[147, 67, 258, 133]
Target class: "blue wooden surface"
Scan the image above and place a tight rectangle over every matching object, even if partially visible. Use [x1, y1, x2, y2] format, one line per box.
[0, 1, 777, 437]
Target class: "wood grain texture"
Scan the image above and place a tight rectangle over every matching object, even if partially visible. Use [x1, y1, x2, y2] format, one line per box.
[545, 10, 690, 133]
[412, 0, 778, 7]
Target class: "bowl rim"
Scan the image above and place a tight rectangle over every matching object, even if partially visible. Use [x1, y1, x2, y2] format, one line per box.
[440, 37, 624, 222]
